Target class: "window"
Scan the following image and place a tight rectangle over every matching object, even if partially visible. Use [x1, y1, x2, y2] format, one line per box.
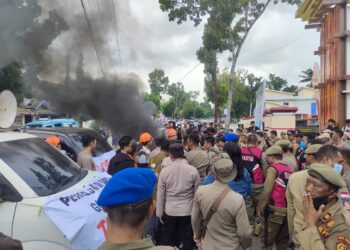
[0, 138, 87, 197]
[283, 102, 289, 106]
[69, 132, 112, 157]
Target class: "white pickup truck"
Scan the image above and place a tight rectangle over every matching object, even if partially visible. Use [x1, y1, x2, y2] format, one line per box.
[0, 132, 103, 250]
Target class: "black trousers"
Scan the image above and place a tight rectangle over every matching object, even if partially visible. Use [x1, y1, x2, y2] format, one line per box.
[159, 214, 194, 250]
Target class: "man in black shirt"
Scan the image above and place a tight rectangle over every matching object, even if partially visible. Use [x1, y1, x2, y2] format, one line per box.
[108, 136, 135, 175]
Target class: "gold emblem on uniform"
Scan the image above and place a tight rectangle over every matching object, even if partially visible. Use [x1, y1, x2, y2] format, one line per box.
[337, 243, 347, 250]
[321, 213, 331, 222]
[326, 220, 336, 229]
[318, 225, 330, 238]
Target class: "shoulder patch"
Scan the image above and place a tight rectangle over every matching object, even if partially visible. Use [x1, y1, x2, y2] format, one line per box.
[336, 236, 350, 250]
[341, 198, 350, 211]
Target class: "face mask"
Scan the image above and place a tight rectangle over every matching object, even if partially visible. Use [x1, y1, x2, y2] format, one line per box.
[333, 163, 343, 174]
[300, 140, 306, 150]
[312, 195, 329, 210]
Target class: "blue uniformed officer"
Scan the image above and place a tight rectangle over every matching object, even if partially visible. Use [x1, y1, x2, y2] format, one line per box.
[97, 168, 175, 250]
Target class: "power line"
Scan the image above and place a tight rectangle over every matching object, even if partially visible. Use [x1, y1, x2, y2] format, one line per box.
[238, 31, 307, 63]
[177, 62, 201, 82]
[81, 0, 107, 79]
[111, 0, 123, 71]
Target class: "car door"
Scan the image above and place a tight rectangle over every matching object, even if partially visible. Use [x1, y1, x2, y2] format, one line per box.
[0, 162, 21, 237]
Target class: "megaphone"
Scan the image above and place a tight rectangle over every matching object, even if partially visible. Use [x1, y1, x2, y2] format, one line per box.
[0, 90, 17, 129]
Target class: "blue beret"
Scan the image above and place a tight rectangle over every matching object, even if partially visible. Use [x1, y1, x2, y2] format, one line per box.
[97, 168, 156, 207]
[224, 133, 239, 142]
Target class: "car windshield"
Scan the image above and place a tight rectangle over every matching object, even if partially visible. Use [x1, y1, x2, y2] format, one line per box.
[0, 138, 87, 197]
[69, 132, 112, 157]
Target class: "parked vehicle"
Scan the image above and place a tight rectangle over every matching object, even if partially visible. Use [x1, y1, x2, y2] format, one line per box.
[24, 119, 78, 128]
[0, 132, 104, 249]
[23, 127, 113, 162]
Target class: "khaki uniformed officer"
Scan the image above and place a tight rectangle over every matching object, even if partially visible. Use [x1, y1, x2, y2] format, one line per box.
[191, 155, 252, 250]
[257, 146, 294, 250]
[304, 144, 323, 169]
[96, 168, 175, 250]
[275, 140, 298, 172]
[296, 165, 350, 250]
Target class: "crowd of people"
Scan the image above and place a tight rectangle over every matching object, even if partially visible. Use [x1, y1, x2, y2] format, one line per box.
[92, 118, 350, 250]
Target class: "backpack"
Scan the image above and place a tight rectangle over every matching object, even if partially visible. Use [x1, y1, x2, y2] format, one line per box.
[241, 147, 265, 184]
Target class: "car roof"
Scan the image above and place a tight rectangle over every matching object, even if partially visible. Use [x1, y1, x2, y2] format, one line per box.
[24, 127, 99, 135]
[0, 132, 36, 143]
[25, 119, 76, 126]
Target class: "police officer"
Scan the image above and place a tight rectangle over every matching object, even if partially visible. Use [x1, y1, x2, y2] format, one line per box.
[304, 144, 323, 169]
[296, 164, 350, 249]
[257, 146, 293, 250]
[96, 168, 175, 250]
[275, 140, 298, 172]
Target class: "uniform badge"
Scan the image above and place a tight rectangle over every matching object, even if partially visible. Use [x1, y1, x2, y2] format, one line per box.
[325, 220, 336, 229]
[317, 225, 330, 238]
[321, 213, 332, 222]
[341, 197, 350, 211]
[336, 236, 350, 250]
[337, 243, 347, 250]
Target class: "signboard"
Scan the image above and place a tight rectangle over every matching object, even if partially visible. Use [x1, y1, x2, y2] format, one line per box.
[254, 81, 266, 129]
[93, 150, 115, 172]
[44, 174, 111, 250]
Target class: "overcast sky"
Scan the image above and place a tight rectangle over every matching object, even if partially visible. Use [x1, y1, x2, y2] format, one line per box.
[90, 1, 320, 99]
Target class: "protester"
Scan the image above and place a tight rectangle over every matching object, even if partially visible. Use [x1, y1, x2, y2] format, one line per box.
[217, 137, 226, 152]
[236, 128, 243, 137]
[108, 136, 135, 175]
[77, 134, 96, 171]
[275, 140, 298, 172]
[241, 134, 264, 223]
[332, 129, 349, 149]
[166, 128, 178, 142]
[46, 136, 67, 155]
[206, 122, 216, 136]
[157, 143, 200, 250]
[96, 168, 173, 250]
[287, 145, 346, 248]
[327, 118, 338, 131]
[239, 133, 248, 148]
[295, 134, 307, 171]
[137, 133, 153, 168]
[186, 134, 210, 180]
[248, 121, 260, 132]
[203, 143, 252, 198]
[257, 146, 293, 250]
[342, 119, 350, 140]
[192, 156, 252, 250]
[287, 130, 295, 143]
[149, 137, 163, 160]
[296, 165, 350, 249]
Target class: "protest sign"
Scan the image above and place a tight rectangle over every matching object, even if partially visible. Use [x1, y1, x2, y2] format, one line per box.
[93, 150, 115, 172]
[44, 174, 110, 250]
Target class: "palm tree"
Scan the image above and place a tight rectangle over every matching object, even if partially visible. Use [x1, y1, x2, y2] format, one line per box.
[298, 68, 313, 86]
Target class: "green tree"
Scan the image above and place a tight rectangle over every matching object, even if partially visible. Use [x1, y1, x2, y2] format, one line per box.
[182, 99, 195, 119]
[161, 98, 176, 118]
[159, 0, 300, 127]
[0, 62, 25, 103]
[266, 74, 288, 91]
[299, 68, 313, 87]
[144, 93, 161, 110]
[283, 85, 298, 94]
[148, 69, 169, 96]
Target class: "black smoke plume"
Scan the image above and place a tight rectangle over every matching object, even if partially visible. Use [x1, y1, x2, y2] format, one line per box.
[0, 0, 158, 137]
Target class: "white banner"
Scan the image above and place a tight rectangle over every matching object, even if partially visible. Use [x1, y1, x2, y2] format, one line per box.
[93, 150, 115, 172]
[44, 174, 111, 250]
[254, 81, 266, 130]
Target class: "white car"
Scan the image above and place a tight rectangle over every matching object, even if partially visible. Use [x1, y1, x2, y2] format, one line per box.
[0, 132, 103, 250]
